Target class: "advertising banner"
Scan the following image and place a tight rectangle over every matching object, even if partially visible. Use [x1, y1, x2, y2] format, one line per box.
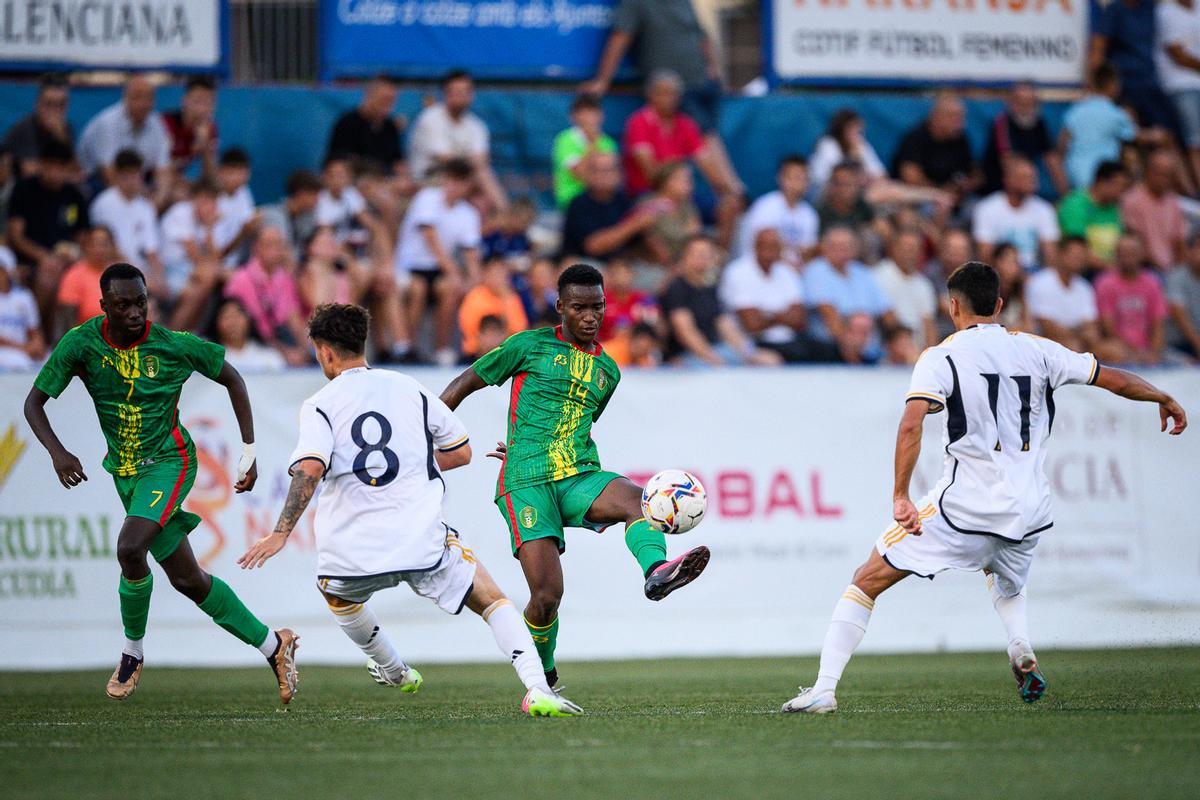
[1, 368, 1197, 669]
[767, 0, 1089, 87]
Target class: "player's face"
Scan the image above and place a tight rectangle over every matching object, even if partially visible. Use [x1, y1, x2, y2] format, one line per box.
[100, 279, 148, 336]
[557, 284, 605, 344]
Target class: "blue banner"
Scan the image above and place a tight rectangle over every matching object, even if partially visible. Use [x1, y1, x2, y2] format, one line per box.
[321, 0, 620, 81]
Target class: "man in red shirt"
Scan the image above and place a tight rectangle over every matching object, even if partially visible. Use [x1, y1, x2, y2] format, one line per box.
[162, 76, 218, 180]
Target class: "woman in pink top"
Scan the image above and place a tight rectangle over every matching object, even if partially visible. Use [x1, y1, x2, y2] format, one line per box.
[224, 226, 309, 364]
[1094, 234, 1168, 364]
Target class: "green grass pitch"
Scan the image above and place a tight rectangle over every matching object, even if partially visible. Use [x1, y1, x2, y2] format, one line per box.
[2, 648, 1198, 799]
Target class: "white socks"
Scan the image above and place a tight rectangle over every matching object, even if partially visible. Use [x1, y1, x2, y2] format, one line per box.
[988, 574, 1032, 663]
[257, 630, 280, 658]
[483, 598, 549, 692]
[330, 601, 407, 678]
[123, 637, 144, 660]
[813, 585, 875, 696]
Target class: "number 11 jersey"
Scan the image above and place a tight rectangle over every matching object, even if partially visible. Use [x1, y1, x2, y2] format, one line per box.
[289, 367, 469, 579]
[906, 324, 1099, 542]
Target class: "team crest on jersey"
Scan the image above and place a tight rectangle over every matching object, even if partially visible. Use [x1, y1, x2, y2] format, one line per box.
[596, 369, 607, 390]
[519, 506, 538, 529]
[142, 355, 160, 378]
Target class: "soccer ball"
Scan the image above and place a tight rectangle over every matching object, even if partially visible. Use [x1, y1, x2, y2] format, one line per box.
[641, 470, 707, 534]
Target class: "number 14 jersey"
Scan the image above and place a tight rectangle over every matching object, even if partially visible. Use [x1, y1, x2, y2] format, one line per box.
[289, 367, 469, 579]
[906, 324, 1099, 542]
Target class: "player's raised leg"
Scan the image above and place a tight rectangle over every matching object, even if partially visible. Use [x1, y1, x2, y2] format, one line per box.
[517, 538, 565, 687]
[319, 585, 420, 692]
[985, 571, 1046, 703]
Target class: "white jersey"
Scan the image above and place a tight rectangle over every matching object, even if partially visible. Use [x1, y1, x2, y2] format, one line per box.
[288, 367, 469, 579]
[906, 324, 1099, 542]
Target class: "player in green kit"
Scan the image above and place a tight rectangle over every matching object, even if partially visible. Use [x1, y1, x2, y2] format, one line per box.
[23, 263, 299, 704]
[441, 264, 710, 687]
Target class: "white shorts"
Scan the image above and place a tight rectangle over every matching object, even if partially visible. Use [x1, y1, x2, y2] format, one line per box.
[317, 531, 478, 614]
[875, 501, 1039, 597]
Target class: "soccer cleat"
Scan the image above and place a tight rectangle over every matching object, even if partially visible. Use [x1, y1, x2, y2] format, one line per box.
[781, 687, 838, 714]
[1011, 653, 1047, 704]
[266, 628, 300, 705]
[522, 686, 584, 717]
[105, 653, 143, 700]
[367, 658, 422, 693]
[644, 545, 711, 601]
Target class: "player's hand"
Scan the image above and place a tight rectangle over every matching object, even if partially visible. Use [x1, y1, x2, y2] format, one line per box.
[486, 441, 508, 462]
[1160, 398, 1187, 435]
[235, 459, 258, 493]
[51, 449, 87, 489]
[893, 496, 922, 535]
[237, 531, 288, 569]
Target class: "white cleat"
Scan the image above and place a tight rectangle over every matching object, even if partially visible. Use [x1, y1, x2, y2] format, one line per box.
[522, 686, 584, 717]
[781, 687, 838, 714]
[366, 658, 422, 693]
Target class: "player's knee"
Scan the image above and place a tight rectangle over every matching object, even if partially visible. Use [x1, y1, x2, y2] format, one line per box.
[527, 588, 561, 620]
[116, 539, 148, 572]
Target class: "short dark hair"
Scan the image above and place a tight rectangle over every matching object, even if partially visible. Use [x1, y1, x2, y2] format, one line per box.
[191, 178, 219, 198]
[439, 157, 475, 181]
[308, 303, 370, 356]
[286, 170, 322, 196]
[1059, 235, 1088, 250]
[571, 93, 602, 113]
[1093, 160, 1129, 183]
[38, 73, 68, 94]
[558, 263, 604, 294]
[778, 154, 808, 171]
[630, 321, 658, 339]
[100, 262, 145, 294]
[38, 138, 73, 163]
[946, 261, 1000, 316]
[219, 147, 251, 168]
[185, 75, 216, 93]
[443, 68, 472, 87]
[1091, 62, 1119, 90]
[323, 151, 354, 171]
[113, 148, 143, 172]
[479, 314, 506, 333]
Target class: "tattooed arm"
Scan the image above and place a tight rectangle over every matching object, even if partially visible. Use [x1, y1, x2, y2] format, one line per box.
[237, 459, 324, 569]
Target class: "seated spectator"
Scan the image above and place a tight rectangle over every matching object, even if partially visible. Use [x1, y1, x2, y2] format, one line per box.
[993, 243, 1031, 331]
[635, 162, 701, 268]
[1060, 63, 1149, 189]
[209, 297, 286, 373]
[89, 149, 164, 295]
[515, 257, 559, 327]
[159, 179, 234, 330]
[326, 75, 404, 173]
[883, 325, 919, 366]
[0, 258, 45, 371]
[1058, 160, 1131, 274]
[605, 321, 662, 368]
[56, 226, 116, 334]
[659, 235, 780, 367]
[1166, 233, 1200, 359]
[407, 70, 506, 211]
[215, 148, 258, 266]
[719, 228, 837, 363]
[972, 155, 1060, 272]
[0, 74, 73, 181]
[560, 152, 647, 260]
[873, 227, 938, 349]
[162, 75, 218, 180]
[892, 92, 981, 203]
[394, 157, 482, 366]
[1120, 147, 1186, 271]
[475, 314, 509, 358]
[483, 197, 535, 266]
[77, 74, 173, 207]
[925, 228, 975, 336]
[982, 82, 1067, 196]
[553, 94, 618, 210]
[316, 153, 376, 250]
[1095, 233, 1168, 363]
[816, 161, 877, 241]
[1026, 236, 1107, 354]
[458, 256, 528, 359]
[804, 226, 897, 364]
[299, 226, 369, 311]
[1158, 0, 1200, 193]
[225, 226, 309, 365]
[258, 170, 321, 261]
[738, 155, 818, 265]
[599, 257, 658, 343]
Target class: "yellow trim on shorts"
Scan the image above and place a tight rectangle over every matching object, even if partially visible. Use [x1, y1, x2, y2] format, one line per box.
[883, 505, 936, 547]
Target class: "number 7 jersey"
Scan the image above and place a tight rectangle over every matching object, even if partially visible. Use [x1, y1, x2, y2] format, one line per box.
[289, 367, 469, 579]
[906, 324, 1100, 542]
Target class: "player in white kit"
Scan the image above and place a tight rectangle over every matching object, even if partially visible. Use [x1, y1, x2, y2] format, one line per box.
[783, 262, 1188, 713]
[239, 304, 581, 717]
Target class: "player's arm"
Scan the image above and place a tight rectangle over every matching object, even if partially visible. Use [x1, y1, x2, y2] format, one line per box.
[23, 387, 87, 489]
[1093, 365, 1187, 435]
[211, 360, 258, 492]
[435, 443, 472, 471]
[892, 398, 929, 534]
[440, 366, 488, 410]
[238, 458, 323, 569]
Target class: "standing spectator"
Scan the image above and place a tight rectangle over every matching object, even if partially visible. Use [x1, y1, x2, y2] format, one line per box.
[458, 256, 528, 359]
[215, 148, 258, 266]
[0, 74, 73, 180]
[559, 152, 646, 260]
[1058, 160, 1131, 273]
[1120, 147, 1187, 271]
[1166, 232, 1200, 358]
[816, 161, 878, 241]
[209, 297, 287, 373]
[161, 75, 218, 179]
[326, 75, 404, 173]
[394, 157, 482, 366]
[224, 226, 309, 365]
[719, 228, 835, 363]
[1157, 0, 1200, 190]
[1090, 0, 1180, 138]
[0, 259, 44, 371]
[56, 226, 117, 333]
[258, 170, 321, 261]
[972, 155, 1060, 272]
[1026, 236, 1107, 353]
[1095, 233, 1168, 363]
[804, 226, 896, 364]
[77, 75, 173, 207]
[659, 235, 779, 367]
[738, 155, 819, 265]
[873, 227, 938, 349]
[158, 179, 234, 330]
[599, 257, 658, 343]
[407, 70, 506, 211]
[982, 82, 1068, 196]
[89, 149, 164, 294]
[1060, 64, 1142, 189]
[552, 94, 618, 210]
[891, 92, 981, 202]
[635, 162, 702, 268]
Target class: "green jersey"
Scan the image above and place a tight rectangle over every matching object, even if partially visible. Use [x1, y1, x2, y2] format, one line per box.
[34, 317, 226, 477]
[473, 326, 620, 497]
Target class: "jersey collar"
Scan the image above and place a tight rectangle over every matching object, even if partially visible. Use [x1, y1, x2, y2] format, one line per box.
[339, 365, 371, 377]
[101, 319, 151, 350]
[555, 325, 602, 355]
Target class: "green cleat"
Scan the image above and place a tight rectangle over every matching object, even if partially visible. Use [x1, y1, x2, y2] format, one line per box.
[367, 658, 422, 693]
[522, 687, 583, 717]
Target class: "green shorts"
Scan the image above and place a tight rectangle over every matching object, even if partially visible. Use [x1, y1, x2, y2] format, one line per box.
[112, 448, 202, 563]
[496, 470, 623, 557]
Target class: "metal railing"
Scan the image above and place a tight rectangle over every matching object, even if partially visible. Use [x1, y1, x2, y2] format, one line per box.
[230, 0, 319, 84]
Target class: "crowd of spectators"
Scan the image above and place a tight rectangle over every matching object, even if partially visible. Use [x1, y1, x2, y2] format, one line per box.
[3, 0, 1200, 373]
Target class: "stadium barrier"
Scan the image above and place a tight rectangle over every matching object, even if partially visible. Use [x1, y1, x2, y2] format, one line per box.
[1, 367, 1197, 669]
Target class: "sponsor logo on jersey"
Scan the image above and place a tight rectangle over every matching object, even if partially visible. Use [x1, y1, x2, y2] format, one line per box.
[142, 355, 160, 378]
[0, 423, 27, 494]
[519, 505, 538, 529]
[554, 354, 568, 366]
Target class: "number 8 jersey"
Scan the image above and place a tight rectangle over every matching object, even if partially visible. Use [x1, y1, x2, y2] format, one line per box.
[289, 367, 469, 579]
[906, 324, 1100, 542]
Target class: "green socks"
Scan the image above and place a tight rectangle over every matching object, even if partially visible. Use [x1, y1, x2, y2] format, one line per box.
[524, 614, 559, 672]
[118, 574, 154, 641]
[198, 576, 270, 649]
[625, 518, 668, 577]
